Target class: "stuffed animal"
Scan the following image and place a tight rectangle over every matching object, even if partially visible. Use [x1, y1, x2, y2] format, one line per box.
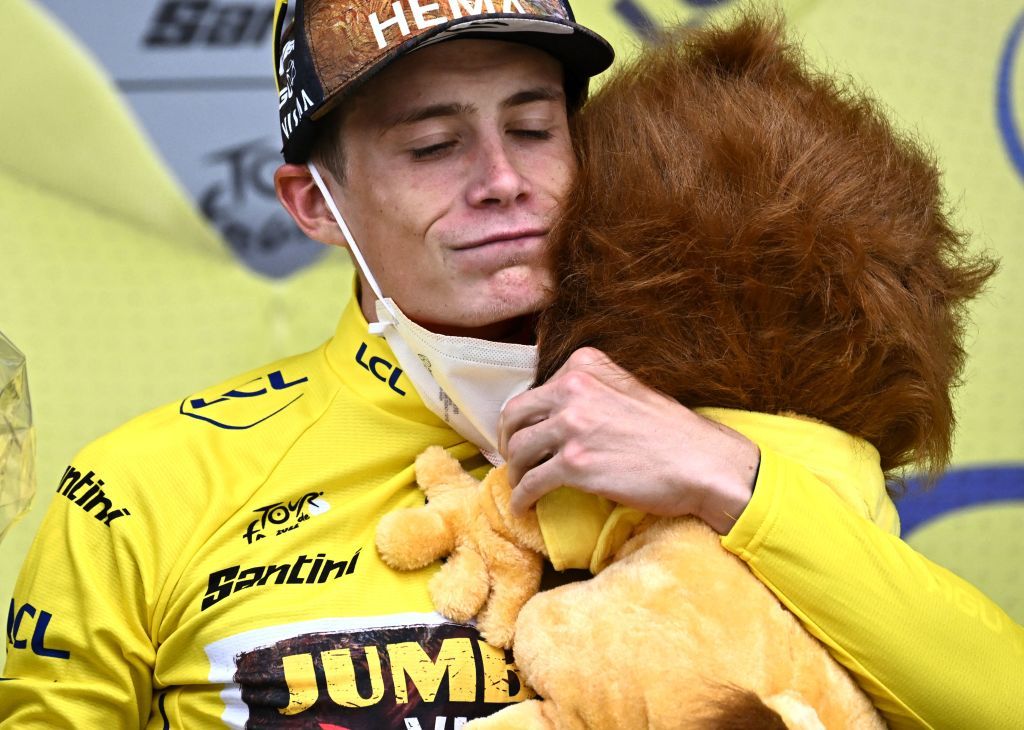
[376, 12, 995, 729]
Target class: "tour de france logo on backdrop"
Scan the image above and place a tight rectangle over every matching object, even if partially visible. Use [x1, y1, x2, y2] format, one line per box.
[997, 9, 1024, 185]
[140, 0, 326, 279]
[198, 136, 326, 280]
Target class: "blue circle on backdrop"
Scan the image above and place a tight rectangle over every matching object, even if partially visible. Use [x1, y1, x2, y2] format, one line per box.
[898, 466, 1024, 535]
[997, 11, 1024, 182]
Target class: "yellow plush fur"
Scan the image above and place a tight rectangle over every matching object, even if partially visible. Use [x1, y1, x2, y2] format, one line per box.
[376, 446, 547, 648]
[376, 447, 884, 729]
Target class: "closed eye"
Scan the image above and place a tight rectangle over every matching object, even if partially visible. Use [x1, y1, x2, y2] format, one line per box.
[411, 141, 457, 160]
[511, 129, 552, 141]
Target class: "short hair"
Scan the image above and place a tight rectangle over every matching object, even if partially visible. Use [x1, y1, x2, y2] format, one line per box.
[309, 103, 350, 184]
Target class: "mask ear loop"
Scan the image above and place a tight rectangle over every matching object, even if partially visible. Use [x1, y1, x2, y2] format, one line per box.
[306, 162, 398, 334]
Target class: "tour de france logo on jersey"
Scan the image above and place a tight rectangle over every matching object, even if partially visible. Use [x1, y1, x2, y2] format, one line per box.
[243, 491, 330, 544]
[998, 10, 1024, 184]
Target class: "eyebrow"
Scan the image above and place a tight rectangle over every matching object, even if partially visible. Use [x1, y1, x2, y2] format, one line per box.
[382, 86, 565, 131]
[384, 102, 476, 130]
[501, 86, 565, 109]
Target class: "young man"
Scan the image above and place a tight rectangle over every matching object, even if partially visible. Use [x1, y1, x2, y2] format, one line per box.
[2, 1, 1020, 728]
[2, 3, 751, 728]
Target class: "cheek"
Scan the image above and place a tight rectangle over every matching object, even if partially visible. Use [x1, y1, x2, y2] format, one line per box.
[405, 178, 466, 248]
[537, 145, 576, 202]
[362, 190, 427, 247]
[398, 161, 457, 213]
[367, 191, 454, 283]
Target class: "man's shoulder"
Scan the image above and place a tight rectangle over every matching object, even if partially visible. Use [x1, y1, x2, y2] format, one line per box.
[76, 344, 342, 489]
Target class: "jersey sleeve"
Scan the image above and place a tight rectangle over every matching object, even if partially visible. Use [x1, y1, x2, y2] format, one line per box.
[1, 443, 156, 728]
[722, 446, 1024, 730]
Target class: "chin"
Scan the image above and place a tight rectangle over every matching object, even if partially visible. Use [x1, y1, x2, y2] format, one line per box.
[407, 268, 552, 337]
[486, 267, 553, 313]
[417, 291, 547, 341]
[485, 289, 550, 325]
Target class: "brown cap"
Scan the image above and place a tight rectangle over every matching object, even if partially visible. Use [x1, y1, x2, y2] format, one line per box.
[273, 0, 615, 162]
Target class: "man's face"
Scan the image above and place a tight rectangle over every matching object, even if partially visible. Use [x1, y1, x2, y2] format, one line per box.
[325, 39, 574, 338]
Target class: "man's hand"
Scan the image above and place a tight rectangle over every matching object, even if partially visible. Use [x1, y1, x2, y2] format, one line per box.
[498, 347, 760, 535]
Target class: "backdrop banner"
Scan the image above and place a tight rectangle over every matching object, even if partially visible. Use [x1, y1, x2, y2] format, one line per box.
[3, 2, 1021, 665]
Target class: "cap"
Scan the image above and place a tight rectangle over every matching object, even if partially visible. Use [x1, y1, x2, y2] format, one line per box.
[272, 0, 615, 162]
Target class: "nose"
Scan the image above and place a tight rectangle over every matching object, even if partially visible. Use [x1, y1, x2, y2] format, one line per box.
[466, 136, 531, 208]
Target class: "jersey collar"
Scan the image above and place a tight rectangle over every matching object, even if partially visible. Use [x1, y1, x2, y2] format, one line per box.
[325, 277, 447, 428]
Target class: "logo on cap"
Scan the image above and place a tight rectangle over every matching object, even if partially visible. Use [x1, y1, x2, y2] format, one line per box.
[367, 0, 563, 50]
[278, 37, 314, 139]
[278, 38, 297, 100]
[272, 0, 610, 163]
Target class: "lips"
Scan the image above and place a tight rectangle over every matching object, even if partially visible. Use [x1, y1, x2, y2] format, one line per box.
[452, 228, 549, 250]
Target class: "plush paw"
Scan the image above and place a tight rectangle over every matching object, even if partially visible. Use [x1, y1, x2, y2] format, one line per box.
[428, 546, 490, 622]
[376, 505, 452, 571]
[376, 446, 480, 572]
[377, 446, 545, 643]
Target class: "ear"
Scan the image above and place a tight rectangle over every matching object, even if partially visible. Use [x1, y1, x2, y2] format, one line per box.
[274, 163, 347, 247]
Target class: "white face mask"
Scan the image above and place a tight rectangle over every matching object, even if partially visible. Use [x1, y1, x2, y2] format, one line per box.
[307, 163, 537, 465]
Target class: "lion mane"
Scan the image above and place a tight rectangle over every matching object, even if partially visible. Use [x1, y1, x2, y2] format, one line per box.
[537, 13, 996, 486]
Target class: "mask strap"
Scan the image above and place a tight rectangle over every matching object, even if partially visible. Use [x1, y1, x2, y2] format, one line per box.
[307, 162, 397, 330]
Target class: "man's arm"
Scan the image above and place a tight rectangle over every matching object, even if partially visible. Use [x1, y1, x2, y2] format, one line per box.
[499, 347, 1024, 729]
[1, 447, 153, 728]
[725, 447, 1024, 729]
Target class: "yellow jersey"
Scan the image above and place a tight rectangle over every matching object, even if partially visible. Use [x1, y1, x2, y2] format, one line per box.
[3, 291, 1022, 728]
[2, 293, 530, 729]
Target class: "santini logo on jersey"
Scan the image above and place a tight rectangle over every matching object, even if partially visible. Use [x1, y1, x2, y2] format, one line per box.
[202, 550, 360, 611]
[369, 0, 531, 49]
[56, 466, 130, 527]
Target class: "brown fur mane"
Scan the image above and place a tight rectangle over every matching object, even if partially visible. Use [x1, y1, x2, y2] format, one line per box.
[535, 13, 996, 485]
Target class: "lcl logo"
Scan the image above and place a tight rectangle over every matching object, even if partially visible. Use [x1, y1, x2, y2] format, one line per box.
[6, 601, 70, 660]
[355, 343, 406, 395]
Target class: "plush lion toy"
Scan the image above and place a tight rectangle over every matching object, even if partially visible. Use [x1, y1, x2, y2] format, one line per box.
[376, 12, 995, 729]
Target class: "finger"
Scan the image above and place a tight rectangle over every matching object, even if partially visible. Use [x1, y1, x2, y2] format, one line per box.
[499, 348, 624, 455]
[498, 384, 556, 458]
[504, 416, 563, 487]
[509, 454, 574, 515]
[500, 363, 610, 457]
